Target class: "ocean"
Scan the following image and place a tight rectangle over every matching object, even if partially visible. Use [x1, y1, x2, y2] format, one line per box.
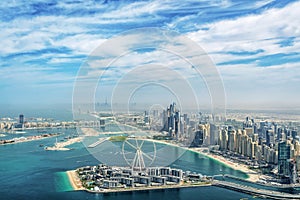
[0, 127, 261, 200]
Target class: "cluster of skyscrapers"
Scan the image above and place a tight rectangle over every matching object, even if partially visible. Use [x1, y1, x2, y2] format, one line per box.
[216, 117, 299, 184]
[158, 103, 300, 184]
[160, 103, 218, 146]
[162, 102, 181, 139]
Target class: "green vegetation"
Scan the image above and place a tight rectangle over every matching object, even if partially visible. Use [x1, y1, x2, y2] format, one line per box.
[109, 135, 127, 142]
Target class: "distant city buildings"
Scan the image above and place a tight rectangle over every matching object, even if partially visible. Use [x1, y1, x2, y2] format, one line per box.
[13, 114, 25, 129]
[0, 115, 78, 131]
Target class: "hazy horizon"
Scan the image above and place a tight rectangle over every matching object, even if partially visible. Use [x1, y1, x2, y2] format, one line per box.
[1, 0, 300, 112]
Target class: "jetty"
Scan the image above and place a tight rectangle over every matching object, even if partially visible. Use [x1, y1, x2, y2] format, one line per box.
[88, 137, 108, 148]
[45, 137, 82, 151]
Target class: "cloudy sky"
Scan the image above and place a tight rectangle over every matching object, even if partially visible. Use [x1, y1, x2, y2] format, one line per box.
[1, 0, 300, 111]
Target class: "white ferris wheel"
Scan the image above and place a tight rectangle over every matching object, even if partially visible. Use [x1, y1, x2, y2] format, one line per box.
[122, 138, 156, 171]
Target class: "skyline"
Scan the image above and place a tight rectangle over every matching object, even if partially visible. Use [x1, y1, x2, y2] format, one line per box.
[1, 0, 300, 110]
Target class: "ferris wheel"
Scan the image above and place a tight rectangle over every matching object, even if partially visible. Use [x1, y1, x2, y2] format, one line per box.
[122, 138, 156, 171]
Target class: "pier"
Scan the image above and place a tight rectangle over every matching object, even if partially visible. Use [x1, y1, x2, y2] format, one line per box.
[88, 137, 108, 148]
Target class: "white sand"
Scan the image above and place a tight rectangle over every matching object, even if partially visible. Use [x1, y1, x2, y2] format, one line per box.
[66, 170, 84, 190]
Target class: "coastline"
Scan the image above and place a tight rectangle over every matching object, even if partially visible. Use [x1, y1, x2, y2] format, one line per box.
[189, 148, 259, 182]
[66, 168, 211, 194]
[145, 139, 259, 182]
[66, 170, 84, 191]
[86, 183, 211, 194]
[0, 133, 59, 146]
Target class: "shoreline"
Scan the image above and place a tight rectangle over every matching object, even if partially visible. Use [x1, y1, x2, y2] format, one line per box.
[66, 170, 84, 191]
[145, 139, 259, 182]
[87, 183, 211, 194]
[66, 169, 211, 194]
[189, 149, 259, 182]
[0, 133, 59, 146]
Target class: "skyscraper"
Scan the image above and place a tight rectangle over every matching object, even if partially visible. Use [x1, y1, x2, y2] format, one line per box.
[163, 102, 181, 139]
[228, 130, 236, 152]
[278, 141, 291, 176]
[278, 141, 296, 183]
[19, 114, 24, 124]
[219, 128, 228, 151]
[266, 129, 275, 147]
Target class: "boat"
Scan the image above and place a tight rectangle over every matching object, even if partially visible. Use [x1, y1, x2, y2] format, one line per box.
[55, 137, 58, 147]
[14, 131, 26, 134]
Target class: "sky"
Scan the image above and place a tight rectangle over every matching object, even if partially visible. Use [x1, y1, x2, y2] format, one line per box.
[1, 0, 300, 112]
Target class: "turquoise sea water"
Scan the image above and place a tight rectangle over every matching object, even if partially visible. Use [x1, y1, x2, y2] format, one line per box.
[0, 129, 261, 200]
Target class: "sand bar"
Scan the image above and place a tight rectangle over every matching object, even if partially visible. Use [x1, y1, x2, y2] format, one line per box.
[45, 137, 82, 151]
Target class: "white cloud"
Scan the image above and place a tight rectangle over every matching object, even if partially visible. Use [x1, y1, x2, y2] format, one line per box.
[187, 1, 300, 57]
[254, 0, 275, 9]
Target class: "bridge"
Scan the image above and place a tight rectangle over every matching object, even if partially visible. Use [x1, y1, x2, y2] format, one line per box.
[212, 180, 300, 200]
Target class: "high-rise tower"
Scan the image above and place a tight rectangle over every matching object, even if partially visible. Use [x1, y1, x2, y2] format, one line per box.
[19, 114, 24, 124]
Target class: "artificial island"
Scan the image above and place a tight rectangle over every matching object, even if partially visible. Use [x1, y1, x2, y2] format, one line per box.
[67, 164, 211, 193]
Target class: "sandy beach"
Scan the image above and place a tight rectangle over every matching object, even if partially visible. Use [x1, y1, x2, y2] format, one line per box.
[189, 148, 260, 182]
[145, 139, 259, 182]
[66, 170, 84, 191]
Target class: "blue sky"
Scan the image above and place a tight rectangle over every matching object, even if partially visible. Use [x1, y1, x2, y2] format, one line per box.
[1, 0, 300, 111]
